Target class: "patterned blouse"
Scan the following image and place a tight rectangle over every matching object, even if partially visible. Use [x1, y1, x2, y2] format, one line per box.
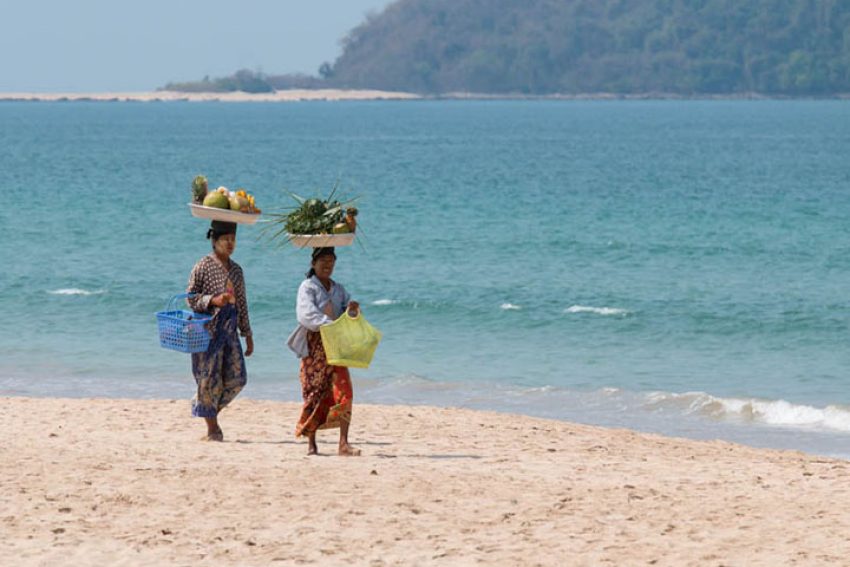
[186, 254, 252, 337]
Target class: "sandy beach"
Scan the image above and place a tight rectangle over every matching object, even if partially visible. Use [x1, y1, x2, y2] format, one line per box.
[0, 397, 848, 566]
[0, 89, 420, 102]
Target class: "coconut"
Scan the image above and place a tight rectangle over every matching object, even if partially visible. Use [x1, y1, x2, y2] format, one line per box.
[203, 191, 230, 209]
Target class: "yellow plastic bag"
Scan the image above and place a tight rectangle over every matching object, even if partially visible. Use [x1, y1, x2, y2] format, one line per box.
[320, 312, 382, 368]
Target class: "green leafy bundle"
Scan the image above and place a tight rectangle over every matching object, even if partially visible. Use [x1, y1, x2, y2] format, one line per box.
[264, 184, 359, 245]
[283, 196, 345, 234]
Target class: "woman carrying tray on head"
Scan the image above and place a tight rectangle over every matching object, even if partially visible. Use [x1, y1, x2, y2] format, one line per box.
[287, 247, 361, 456]
[186, 220, 254, 441]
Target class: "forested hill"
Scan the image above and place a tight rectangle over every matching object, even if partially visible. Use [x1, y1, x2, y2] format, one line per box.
[324, 0, 850, 95]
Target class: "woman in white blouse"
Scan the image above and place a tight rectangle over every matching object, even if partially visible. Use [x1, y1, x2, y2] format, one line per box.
[287, 247, 361, 456]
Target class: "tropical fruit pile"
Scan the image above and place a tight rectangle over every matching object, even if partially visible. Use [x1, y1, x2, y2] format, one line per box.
[191, 175, 261, 214]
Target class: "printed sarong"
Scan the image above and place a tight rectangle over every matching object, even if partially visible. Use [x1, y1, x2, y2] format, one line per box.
[191, 304, 246, 417]
[295, 330, 353, 436]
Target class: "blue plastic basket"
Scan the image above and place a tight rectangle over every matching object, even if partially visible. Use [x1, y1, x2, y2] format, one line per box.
[156, 293, 211, 353]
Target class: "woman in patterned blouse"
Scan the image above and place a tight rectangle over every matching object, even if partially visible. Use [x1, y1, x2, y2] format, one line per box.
[186, 220, 254, 441]
[287, 247, 361, 456]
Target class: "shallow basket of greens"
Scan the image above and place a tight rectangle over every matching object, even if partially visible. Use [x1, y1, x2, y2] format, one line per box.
[263, 189, 359, 249]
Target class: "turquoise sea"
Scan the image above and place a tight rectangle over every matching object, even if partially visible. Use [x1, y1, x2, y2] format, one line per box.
[1, 100, 849, 459]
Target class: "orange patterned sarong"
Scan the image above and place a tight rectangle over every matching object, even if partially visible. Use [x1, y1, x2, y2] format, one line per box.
[295, 330, 353, 436]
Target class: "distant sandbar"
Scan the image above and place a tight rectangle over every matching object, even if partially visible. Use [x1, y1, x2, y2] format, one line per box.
[3, 90, 847, 103]
[0, 89, 420, 102]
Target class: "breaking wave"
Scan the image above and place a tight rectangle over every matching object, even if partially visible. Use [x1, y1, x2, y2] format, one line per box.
[565, 305, 630, 316]
[48, 288, 107, 296]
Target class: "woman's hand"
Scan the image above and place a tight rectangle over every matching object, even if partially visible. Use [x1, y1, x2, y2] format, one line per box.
[347, 300, 360, 316]
[211, 293, 234, 307]
[244, 336, 254, 357]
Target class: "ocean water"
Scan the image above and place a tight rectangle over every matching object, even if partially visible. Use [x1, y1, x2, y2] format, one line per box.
[1, 99, 849, 459]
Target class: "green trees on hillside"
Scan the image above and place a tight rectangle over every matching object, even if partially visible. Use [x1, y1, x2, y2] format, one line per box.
[161, 0, 850, 95]
[325, 0, 850, 94]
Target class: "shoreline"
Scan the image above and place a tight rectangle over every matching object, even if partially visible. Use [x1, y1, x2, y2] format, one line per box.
[2, 396, 848, 565]
[0, 89, 421, 102]
[2, 384, 848, 462]
[1, 89, 849, 102]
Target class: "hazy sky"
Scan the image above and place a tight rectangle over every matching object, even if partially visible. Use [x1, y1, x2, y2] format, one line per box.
[0, 0, 395, 92]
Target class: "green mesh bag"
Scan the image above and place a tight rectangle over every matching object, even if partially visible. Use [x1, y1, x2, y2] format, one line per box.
[319, 312, 382, 368]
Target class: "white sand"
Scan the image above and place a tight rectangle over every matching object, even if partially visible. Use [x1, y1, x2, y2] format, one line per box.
[1, 397, 848, 566]
[0, 89, 419, 102]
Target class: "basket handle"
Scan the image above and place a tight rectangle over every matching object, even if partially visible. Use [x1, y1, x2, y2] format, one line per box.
[165, 293, 196, 311]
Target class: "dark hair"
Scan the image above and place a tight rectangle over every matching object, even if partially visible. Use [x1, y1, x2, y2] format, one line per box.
[306, 247, 336, 278]
[207, 221, 237, 245]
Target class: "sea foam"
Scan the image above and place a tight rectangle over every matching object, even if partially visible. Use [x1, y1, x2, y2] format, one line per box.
[644, 391, 850, 433]
[564, 305, 629, 316]
[48, 288, 106, 296]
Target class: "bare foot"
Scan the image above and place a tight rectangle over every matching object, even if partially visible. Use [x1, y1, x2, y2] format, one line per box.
[202, 429, 224, 442]
[308, 435, 318, 455]
[338, 444, 361, 456]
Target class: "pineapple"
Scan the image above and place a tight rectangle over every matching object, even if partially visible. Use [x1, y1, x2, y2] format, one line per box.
[191, 175, 208, 204]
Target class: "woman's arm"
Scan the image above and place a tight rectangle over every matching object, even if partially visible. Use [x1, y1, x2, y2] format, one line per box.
[296, 283, 333, 331]
[340, 284, 359, 316]
[186, 262, 213, 312]
[233, 268, 254, 355]
[234, 267, 252, 338]
[340, 285, 351, 310]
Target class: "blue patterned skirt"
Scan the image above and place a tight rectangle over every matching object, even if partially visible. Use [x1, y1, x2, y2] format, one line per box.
[190, 304, 246, 418]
